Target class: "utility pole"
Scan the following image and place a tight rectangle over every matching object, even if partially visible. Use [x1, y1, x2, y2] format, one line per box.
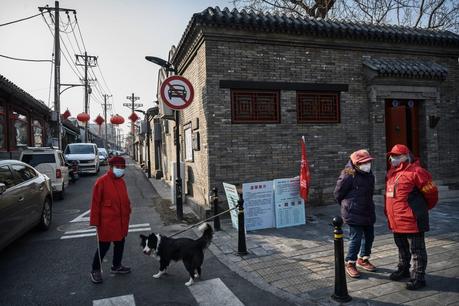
[125, 93, 141, 157]
[38, 1, 76, 149]
[75, 52, 97, 142]
[102, 94, 112, 149]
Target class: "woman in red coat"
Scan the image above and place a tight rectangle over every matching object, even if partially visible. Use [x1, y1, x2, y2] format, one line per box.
[89, 156, 132, 284]
[385, 144, 438, 290]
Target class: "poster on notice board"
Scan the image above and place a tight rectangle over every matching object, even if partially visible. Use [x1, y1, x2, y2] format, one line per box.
[273, 177, 306, 228]
[242, 181, 275, 231]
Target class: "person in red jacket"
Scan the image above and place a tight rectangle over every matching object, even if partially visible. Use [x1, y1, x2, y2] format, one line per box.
[385, 144, 438, 290]
[89, 156, 132, 284]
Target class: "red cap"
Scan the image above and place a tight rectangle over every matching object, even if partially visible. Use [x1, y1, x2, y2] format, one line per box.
[387, 144, 410, 156]
[108, 156, 126, 168]
[350, 149, 374, 165]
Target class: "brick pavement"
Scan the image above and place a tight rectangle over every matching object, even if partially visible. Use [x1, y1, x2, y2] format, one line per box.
[148, 175, 459, 305]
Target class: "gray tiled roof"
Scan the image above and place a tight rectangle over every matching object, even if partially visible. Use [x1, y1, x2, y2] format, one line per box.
[0, 74, 50, 112]
[363, 58, 448, 80]
[185, 6, 459, 47]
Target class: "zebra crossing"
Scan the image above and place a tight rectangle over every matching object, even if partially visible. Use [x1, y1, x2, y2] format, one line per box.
[61, 209, 151, 239]
[92, 278, 245, 306]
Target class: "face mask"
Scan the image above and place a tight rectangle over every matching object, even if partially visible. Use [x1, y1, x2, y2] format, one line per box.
[389, 155, 407, 167]
[358, 163, 371, 173]
[113, 167, 125, 178]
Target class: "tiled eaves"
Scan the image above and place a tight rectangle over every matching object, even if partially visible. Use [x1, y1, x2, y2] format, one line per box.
[363, 58, 448, 80]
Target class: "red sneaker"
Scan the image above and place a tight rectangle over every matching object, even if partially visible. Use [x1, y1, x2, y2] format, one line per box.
[345, 262, 361, 278]
[357, 258, 376, 272]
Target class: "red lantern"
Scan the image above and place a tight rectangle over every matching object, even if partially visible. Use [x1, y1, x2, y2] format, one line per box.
[62, 109, 71, 120]
[110, 114, 125, 125]
[128, 112, 139, 122]
[94, 114, 104, 125]
[77, 112, 90, 122]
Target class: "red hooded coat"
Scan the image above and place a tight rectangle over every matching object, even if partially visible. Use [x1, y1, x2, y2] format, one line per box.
[89, 170, 131, 241]
[385, 159, 438, 233]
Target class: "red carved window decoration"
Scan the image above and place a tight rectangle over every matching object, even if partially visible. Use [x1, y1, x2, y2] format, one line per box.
[231, 90, 280, 123]
[297, 92, 340, 123]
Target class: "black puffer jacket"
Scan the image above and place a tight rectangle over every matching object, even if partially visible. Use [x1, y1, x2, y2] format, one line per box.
[334, 161, 376, 226]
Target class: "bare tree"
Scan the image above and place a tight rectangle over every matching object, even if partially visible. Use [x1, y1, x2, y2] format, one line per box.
[232, 0, 459, 32]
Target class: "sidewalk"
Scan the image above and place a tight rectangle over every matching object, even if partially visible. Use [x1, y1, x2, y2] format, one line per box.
[148, 175, 459, 305]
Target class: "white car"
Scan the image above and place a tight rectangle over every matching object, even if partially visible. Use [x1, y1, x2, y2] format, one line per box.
[20, 147, 69, 200]
[98, 148, 108, 165]
[64, 143, 100, 174]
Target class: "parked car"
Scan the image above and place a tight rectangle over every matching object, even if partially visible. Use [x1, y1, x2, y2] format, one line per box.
[98, 148, 108, 165]
[0, 160, 53, 251]
[20, 147, 69, 200]
[64, 143, 100, 174]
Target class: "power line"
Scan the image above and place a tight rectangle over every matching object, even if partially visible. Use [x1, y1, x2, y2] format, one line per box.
[0, 54, 52, 62]
[0, 12, 42, 27]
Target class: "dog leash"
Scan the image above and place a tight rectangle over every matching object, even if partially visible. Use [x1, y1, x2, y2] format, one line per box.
[169, 205, 239, 238]
[96, 230, 103, 274]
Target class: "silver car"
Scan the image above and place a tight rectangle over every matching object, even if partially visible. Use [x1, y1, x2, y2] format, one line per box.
[0, 160, 53, 251]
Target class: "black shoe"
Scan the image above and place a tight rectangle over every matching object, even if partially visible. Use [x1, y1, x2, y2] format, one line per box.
[110, 265, 131, 274]
[389, 268, 410, 281]
[90, 270, 103, 284]
[406, 279, 426, 290]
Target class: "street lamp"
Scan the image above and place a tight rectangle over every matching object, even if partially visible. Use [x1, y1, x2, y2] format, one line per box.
[145, 55, 183, 220]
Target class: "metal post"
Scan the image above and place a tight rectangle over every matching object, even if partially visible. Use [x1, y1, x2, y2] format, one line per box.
[146, 112, 152, 178]
[175, 110, 183, 220]
[237, 192, 248, 256]
[331, 216, 352, 303]
[212, 188, 221, 231]
[54, 1, 61, 149]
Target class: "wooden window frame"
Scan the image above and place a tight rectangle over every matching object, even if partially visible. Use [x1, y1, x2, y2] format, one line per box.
[297, 92, 340, 123]
[231, 90, 280, 124]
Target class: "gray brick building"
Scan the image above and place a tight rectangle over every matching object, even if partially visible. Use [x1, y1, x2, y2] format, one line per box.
[153, 7, 459, 218]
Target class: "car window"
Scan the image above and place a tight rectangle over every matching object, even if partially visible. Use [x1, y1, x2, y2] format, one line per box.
[11, 164, 37, 183]
[65, 145, 95, 154]
[0, 165, 16, 189]
[21, 153, 56, 167]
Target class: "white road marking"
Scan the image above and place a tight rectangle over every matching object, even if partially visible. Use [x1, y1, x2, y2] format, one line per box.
[93, 294, 135, 306]
[188, 278, 245, 306]
[70, 209, 90, 223]
[60, 223, 151, 240]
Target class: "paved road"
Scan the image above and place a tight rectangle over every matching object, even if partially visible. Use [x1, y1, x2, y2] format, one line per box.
[0, 159, 292, 306]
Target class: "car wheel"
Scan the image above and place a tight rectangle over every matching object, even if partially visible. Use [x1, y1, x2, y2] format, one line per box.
[39, 197, 52, 230]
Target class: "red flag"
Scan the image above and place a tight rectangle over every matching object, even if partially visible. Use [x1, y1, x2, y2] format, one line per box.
[300, 136, 311, 201]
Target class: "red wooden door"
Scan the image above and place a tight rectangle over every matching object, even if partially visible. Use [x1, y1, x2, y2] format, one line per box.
[385, 100, 420, 157]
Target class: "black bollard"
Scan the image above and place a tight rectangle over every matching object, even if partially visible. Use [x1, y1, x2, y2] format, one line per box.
[212, 188, 221, 231]
[331, 216, 352, 303]
[237, 193, 248, 256]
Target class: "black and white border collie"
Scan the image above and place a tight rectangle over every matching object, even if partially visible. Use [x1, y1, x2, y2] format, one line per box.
[140, 223, 213, 286]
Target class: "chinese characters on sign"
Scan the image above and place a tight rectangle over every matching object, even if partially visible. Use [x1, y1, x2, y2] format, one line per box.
[242, 181, 275, 231]
[273, 177, 306, 228]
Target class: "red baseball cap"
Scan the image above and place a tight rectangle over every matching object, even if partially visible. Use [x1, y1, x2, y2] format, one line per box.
[350, 149, 374, 165]
[387, 144, 410, 156]
[108, 156, 126, 168]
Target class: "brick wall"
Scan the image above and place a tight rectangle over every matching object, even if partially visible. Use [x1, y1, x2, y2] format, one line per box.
[165, 28, 459, 213]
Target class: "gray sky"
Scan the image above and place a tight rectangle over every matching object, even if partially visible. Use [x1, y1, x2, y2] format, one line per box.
[0, 0, 233, 136]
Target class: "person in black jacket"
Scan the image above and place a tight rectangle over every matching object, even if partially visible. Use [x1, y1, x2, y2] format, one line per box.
[334, 149, 376, 278]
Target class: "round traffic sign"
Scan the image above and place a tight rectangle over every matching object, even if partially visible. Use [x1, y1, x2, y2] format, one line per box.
[160, 76, 194, 110]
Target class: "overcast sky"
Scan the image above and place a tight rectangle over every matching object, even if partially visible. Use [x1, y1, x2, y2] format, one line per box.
[0, 0, 233, 135]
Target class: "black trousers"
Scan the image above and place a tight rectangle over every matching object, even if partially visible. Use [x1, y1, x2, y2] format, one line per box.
[393, 232, 427, 281]
[92, 238, 125, 271]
